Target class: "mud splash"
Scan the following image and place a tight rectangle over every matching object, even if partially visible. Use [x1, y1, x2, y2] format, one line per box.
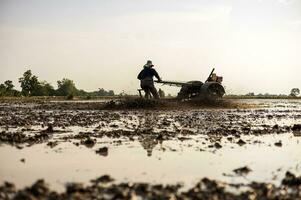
[103, 97, 250, 110]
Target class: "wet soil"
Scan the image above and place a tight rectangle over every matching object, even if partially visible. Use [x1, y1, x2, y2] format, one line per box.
[1, 172, 300, 200]
[0, 98, 300, 199]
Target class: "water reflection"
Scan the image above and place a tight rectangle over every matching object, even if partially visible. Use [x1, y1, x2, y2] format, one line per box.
[136, 112, 162, 157]
[139, 136, 162, 157]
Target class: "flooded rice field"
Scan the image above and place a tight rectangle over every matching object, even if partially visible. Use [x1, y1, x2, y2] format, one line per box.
[0, 99, 300, 199]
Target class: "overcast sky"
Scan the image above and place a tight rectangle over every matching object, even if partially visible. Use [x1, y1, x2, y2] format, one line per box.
[0, 0, 300, 95]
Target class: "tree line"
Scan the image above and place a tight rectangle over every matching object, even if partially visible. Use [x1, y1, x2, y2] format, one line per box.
[0, 70, 115, 98]
[244, 88, 300, 98]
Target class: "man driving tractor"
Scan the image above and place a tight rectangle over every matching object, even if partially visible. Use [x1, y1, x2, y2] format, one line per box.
[137, 60, 162, 99]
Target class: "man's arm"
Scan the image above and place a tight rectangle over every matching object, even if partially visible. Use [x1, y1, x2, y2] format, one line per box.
[137, 70, 144, 80]
[152, 69, 162, 82]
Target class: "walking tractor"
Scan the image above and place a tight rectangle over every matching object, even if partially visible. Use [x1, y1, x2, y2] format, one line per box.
[155, 68, 225, 100]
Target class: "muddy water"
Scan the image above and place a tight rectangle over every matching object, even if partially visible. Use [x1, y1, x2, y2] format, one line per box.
[0, 99, 300, 192]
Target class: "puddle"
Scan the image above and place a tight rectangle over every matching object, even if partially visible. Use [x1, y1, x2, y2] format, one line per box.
[0, 99, 300, 193]
[0, 133, 300, 192]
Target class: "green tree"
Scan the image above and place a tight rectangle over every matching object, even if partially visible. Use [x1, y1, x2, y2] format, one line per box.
[94, 88, 115, 96]
[290, 88, 300, 97]
[0, 84, 6, 96]
[32, 81, 55, 96]
[4, 80, 14, 91]
[40, 81, 55, 96]
[0, 80, 19, 96]
[98, 88, 106, 96]
[246, 92, 255, 96]
[56, 78, 77, 96]
[77, 89, 87, 96]
[108, 90, 114, 96]
[19, 70, 39, 96]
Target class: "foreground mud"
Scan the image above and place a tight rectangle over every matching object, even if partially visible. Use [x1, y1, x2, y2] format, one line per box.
[1, 172, 301, 200]
[0, 99, 300, 199]
[0, 99, 299, 148]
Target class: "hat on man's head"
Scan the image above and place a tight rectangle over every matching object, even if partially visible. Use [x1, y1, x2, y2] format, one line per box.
[146, 60, 154, 67]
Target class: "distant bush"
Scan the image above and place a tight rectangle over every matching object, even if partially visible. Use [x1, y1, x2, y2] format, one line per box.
[89, 88, 114, 96]
[66, 93, 74, 100]
[56, 78, 77, 96]
[0, 80, 21, 97]
[290, 88, 300, 97]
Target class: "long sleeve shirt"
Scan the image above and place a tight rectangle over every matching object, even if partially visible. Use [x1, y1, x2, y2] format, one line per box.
[137, 67, 161, 81]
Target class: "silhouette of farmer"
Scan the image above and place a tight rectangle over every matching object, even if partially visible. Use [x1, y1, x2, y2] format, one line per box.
[137, 60, 162, 99]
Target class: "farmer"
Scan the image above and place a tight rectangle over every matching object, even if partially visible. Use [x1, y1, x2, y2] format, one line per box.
[137, 60, 162, 99]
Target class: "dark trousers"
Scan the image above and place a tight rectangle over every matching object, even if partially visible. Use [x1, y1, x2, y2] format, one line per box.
[140, 80, 159, 99]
